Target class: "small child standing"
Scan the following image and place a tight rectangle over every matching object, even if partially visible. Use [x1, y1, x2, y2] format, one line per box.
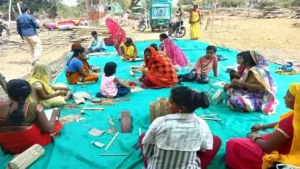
[96, 62, 131, 98]
[178, 45, 219, 84]
[120, 38, 138, 61]
[139, 86, 221, 169]
[229, 52, 246, 80]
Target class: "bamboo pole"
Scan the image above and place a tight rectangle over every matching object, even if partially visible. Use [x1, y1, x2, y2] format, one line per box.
[8, 0, 12, 28]
[210, 0, 218, 38]
[17, 3, 22, 15]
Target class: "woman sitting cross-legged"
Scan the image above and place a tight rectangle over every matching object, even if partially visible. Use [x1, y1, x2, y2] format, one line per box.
[139, 46, 178, 88]
[96, 62, 131, 98]
[65, 42, 82, 67]
[226, 83, 300, 169]
[28, 63, 71, 108]
[139, 86, 222, 169]
[224, 51, 277, 115]
[0, 79, 62, 154]
[66, 47, 99, 84]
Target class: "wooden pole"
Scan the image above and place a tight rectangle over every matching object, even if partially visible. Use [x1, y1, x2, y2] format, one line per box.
[8, 0, 12, 28]
[17, 3, 22, 15]
[210, 0, 217, 38]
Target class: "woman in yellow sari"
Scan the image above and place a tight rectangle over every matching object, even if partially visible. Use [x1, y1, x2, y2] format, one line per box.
[28, 63, 71, 108]
[189, 5, 201, 40]
[226, 83, 300, 169]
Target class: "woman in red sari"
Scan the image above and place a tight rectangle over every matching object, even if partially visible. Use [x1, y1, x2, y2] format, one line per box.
[140, 46, 178, 88]
[226, 83, 300, 169]
[0, 79, 62, 154]
[105, 18, 126, 54]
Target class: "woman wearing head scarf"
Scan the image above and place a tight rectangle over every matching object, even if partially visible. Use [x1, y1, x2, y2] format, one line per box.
[226, 83, 300, 169]
[0, 79, 62, 154]
[189, 5, 201, 40]
[105, 18, 126, 54]
[65, 42, 82, 66]
[224, 51, 277, 115]
[28, 63, 71, 108]
[159, 33, 188, 68]
[140, 46, 178, 88]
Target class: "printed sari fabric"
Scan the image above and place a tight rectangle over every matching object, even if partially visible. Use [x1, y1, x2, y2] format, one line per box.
[105, 18, 126, 54]
[226, 83, 300, 169]
[190, 11, 200, 40]
[28, 63, 66, 108]
[142, 47, 178, 88]
[66, 59, 98, 84]
[163, 38, 188, 67]
[227, 51, 277, 115]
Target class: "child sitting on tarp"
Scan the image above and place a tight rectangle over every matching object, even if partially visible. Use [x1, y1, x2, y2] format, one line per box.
[229, 52, 246, 80]
[88, 31, 106, 53]
[139, 86, 221, 169]
[178, 45, 219, 84]
[120, 38, 138, 61]
[96, 62, 131, 98]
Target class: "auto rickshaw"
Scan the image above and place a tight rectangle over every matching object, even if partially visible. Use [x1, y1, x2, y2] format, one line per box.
[150, 0, 172, 32]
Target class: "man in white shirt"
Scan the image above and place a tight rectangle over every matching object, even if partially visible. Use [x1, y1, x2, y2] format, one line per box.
[88, 31, 106, 53]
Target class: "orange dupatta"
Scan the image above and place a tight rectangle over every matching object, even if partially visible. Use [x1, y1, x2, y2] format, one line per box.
[145, 47, 178, 88]
[262, 83, 300, 168]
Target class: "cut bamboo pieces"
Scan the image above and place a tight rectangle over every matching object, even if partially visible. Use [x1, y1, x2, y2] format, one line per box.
[92, 99, 115, 105]
[59, 114, 81, 125]
[212, 89, 223, 105]
[150, 97, 169, 122]
[7, 144, 45, 169]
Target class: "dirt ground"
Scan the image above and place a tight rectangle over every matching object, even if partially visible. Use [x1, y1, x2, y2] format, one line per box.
[0, 16, 300, 99]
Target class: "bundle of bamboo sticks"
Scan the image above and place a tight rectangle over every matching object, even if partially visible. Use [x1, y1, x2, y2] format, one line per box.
[149, 97, 169, 122]
[7, 145, 45, 169]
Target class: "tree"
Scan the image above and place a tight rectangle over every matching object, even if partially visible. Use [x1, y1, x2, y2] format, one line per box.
[128, 0, 141, 9]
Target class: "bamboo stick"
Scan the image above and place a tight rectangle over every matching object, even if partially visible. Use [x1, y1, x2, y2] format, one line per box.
[100, 154, 128, 156]
[77, 81, 96, 85]
[82, 107, 104, 110]
[105, 132, 119, 151]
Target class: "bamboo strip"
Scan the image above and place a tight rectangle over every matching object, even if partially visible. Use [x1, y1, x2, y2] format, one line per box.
[82, 107, 104, 110]
[105, 132, 119, 151]
[77, 81, 96, 85]
[100, 154, 128, 156]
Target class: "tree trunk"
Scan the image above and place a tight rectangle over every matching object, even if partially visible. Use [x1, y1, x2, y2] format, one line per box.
[128, 0, 141, 10]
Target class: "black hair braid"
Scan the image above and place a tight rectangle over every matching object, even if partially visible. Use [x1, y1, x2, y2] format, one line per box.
[8, 96, 26, 124]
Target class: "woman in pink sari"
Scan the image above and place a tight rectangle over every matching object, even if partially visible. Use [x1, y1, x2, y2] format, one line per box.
[105, 18, 126, 54]
[159, 33, 188, 67]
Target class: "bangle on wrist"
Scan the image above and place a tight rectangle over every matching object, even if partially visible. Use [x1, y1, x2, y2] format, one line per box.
[253, 137, 263, 143]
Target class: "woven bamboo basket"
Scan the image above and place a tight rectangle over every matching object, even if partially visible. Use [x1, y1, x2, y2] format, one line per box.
[7, 144, 44, 169]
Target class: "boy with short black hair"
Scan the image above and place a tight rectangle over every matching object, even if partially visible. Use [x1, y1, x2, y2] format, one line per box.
[178, 45, 219, 83]
[88, 31, 106, 53]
